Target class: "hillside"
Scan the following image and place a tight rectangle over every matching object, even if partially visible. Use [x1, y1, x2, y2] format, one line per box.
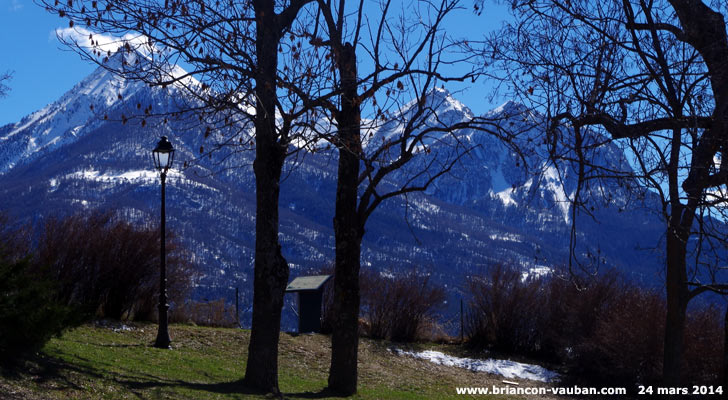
[0, 323, 568, 400]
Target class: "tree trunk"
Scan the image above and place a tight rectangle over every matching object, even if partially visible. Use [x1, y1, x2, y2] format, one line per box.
[245, 138, 288, 394]
[662, 219, 689, 386]
[666, 3, 728, 386]
[244, 0, 289, 393]
[723, 305, 728, 399]
[328, 42, 362, 396]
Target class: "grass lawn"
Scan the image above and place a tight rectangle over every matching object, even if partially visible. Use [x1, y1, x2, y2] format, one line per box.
[0, 322, 563, 399]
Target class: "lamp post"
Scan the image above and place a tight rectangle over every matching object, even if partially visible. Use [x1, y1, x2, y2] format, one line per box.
[152, 136, 174, 349]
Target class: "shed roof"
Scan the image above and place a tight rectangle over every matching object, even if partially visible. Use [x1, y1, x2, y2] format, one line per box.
[285, 275, 332, 292]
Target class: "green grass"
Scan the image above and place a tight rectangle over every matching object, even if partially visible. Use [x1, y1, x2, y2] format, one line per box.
[0, 322, 557, 399]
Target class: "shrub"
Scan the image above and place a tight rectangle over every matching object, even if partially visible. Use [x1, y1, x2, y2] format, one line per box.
[0, 214, 79, 363]
[538, 270, 621, 361]
[0, 257, 79, 363]
[465, 265, 724, 388]
[0, 210, 199, 361]
[683, 303, 723, 385]
[169, 298, 239, 327]
[360, 268, 446, 342]
[465, 266, 628, 360]
[465, 265, 547, 354]
[0, 213, 29, 262]
[317, 265, 446, 341]
[570, 285, 665, 386]
[34, 212, 197, 321]
[568, 286, 722, 388]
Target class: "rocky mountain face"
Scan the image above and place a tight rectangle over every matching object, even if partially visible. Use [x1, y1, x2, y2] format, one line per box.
[0, 56, 667, 327]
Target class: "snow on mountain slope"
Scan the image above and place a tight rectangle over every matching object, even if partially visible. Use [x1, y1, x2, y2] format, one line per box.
[364, 87, 475, 157]
[0, 54, 144, 172]
[0, 50, 200, 175]
[0, 61, 669, 327]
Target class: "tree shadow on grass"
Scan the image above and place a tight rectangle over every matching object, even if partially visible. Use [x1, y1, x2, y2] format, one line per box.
[5, 349, 352, 399]
[116, 374, 346, 399]
[5, 351, 271, 399]
[285, 387, 346, 399]
[92, 343, 148, 349]
[116, 376, 267, 397]
[64, 338, 148, 349]
[1, 352, 94, 393]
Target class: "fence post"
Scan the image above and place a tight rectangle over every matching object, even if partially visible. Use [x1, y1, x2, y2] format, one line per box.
[460, 298, 464, 344]
[235, 287, 240, 327]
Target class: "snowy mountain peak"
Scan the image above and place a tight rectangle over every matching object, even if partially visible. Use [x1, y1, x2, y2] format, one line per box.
[367, 86, 476, 148]
[0, 55, 157, 175]
[420, 86, 474, 119]
[426, 86, 457, 103]
[103, 47, 141, 67]
[488, 100, 530, 117]
[103, 48, 201, 91]
[80, 59, 150, 107]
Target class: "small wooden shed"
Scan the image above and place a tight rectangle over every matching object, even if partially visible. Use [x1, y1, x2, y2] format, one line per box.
[285, 275, 332, 334]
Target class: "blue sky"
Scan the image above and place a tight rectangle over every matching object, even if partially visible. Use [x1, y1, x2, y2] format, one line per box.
[0, 0, 99, 126]
[0, 0, 511, 127]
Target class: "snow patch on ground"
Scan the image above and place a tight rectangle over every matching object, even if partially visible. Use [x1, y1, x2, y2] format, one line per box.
[112, 325, 135, 333]
[391, 348, 558, 383]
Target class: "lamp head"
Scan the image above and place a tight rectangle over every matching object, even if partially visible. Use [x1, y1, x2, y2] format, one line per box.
[152, 136, 175, 172]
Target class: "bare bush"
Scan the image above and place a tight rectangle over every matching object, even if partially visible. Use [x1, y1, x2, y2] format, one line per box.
[683, 304, 723, 385]
[169, 298, 238, 327]
[539, 271, 621, 361]
[570, 286, 721, 387]
[0, 213, 29, 262]
[466, 265, 547, 354]
[466, 265, 723, 387]
[571, 286, 665, 386]
[33, 212, 197, 321]
[465, 266, 623, 360]
[360, 269, 446, 342]
[317, 265, 446, 342]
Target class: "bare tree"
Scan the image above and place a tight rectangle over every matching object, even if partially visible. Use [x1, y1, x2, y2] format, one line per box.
[37, 0, 315, 393]
[37, 0, 515, 394]
[480, 0, 728, 385]
[290, 0, 513, 393]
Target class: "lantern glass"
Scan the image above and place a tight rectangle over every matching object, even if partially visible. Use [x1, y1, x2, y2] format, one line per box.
[152, 136, 175, 172]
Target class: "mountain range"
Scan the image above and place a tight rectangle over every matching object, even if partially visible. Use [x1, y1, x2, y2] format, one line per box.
[0, 53, 668, 327]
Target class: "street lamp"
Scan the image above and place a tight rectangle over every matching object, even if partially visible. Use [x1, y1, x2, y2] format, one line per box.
[152, 135, 174, 349]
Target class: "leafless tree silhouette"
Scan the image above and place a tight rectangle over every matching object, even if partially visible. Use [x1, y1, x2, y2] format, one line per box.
[477, 0, 728, 385]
